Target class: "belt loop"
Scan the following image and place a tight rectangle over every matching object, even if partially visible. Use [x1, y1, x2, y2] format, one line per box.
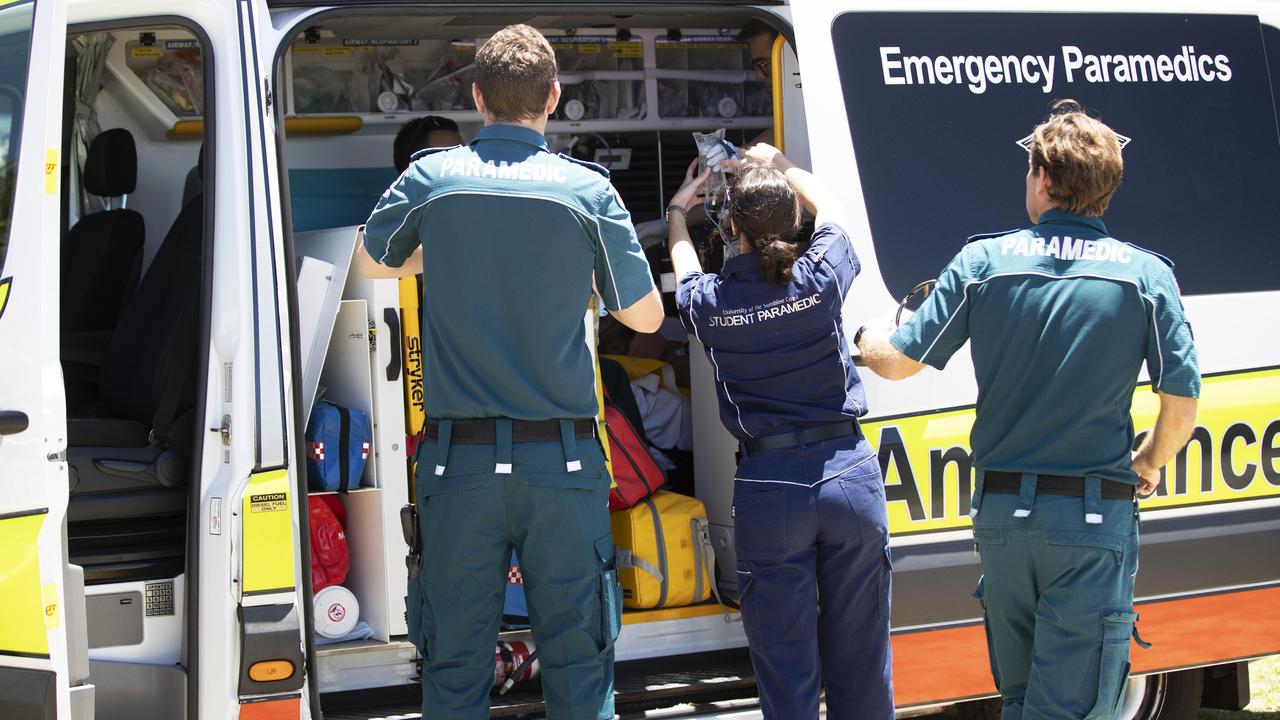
[560, 419, 582, 472]
[434, 419, 453, 476]
[495, 419, 513, 474]
[1013, 473, 1038, 518]
[969, 468, 986, 518]
[1085, 476, 1104, 524]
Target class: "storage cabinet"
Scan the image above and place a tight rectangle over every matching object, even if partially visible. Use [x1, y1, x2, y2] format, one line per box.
[296, 227, 412, 647]
[283, 28, 772, 133]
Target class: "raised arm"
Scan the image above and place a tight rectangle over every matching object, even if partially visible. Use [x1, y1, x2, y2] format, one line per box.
[724, 144, 844, 228]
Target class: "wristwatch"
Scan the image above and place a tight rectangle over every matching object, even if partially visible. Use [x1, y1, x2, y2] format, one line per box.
[665, 204, 688, 224]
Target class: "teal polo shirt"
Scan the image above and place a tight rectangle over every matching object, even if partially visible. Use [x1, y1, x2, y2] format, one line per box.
[363, 124, 655, 420]
[890, 209, 1200, 484]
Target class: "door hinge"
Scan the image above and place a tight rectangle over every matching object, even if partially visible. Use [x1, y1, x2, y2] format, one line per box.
[368, 320, 377, 354]
[263, 78, 273, 109]
[47, 449, 66, 463]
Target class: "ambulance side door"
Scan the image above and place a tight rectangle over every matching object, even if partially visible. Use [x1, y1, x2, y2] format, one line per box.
[0, 1, 89, 719]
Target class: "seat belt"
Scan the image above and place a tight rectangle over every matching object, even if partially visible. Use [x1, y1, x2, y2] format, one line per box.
[149, 301, 198, 447]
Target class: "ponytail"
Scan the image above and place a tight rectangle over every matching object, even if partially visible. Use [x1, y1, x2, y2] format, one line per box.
[727, 165, 801, 286]
[755, 234, 797, 285]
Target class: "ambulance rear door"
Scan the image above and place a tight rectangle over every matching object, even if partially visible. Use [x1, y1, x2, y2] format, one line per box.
[0, 1, 91, 718]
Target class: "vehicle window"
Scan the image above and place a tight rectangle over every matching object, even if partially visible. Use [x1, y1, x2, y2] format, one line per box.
[831, 12, 1280, 298]
[0, 0, 34, 280]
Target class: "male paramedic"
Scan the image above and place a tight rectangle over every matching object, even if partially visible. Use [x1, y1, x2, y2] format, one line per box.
[858, 100, 1199, 720]
[357, 24, 663, 720]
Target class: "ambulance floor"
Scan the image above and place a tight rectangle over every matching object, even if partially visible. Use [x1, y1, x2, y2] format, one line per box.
[320, 649, 759, 719]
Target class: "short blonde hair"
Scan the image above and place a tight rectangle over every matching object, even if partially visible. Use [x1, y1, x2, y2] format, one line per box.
[474, 25, 558, 123]
[1029, 100, 1124, 217]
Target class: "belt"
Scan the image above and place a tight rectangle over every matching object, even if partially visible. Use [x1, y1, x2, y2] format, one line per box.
[743, 420, 859, 455]
[424, 418, 596, 445]
[984, 471, 1135, 500]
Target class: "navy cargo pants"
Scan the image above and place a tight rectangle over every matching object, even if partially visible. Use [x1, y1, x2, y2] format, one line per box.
[406, 424, 620, 720]
[731, 435, 895, 720]
[972, 474, 1143, 720]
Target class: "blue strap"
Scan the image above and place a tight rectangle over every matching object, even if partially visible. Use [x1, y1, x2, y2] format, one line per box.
[1133, 617, 1153, 649]
[495, 419, 513, 474]
[560, 419, 582, 472]
[969, 469, 986, 518]
[433, 419, 453, 476]
[1013, 472, 1038, 518]
[1085, 476, 1104, 524]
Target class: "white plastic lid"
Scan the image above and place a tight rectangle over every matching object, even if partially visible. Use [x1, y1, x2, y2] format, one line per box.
[314, 585, 360, 638]
[564, 98, 586, 121]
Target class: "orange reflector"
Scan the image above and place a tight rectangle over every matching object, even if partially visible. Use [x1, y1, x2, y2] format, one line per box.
[239, 696, 300, 720]
[248, 660, 295, 682]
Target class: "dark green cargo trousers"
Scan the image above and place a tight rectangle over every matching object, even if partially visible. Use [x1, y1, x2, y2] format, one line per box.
[405, 429, 620, 720]
[972, 479, 1144, 720]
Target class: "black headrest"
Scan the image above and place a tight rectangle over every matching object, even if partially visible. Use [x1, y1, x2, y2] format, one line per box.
[84, 128, 137, 197]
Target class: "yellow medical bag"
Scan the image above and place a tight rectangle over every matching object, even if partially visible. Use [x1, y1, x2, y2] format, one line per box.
[611, 491, 714, 609]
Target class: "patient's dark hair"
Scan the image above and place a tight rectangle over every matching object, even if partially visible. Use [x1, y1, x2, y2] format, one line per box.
[727, 164, 800, 285]
[393, 115, 461, 173]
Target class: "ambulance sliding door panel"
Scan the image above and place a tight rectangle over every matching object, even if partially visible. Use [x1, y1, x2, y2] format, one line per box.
[828, 12, 1280, 302]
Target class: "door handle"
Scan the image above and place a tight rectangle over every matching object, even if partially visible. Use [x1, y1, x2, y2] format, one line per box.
[0, 410, 29, 435]
[384, 307, 402, 382]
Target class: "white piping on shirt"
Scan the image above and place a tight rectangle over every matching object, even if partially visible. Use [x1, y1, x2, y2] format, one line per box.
[915, 270, 1161, 389]
[687, 298, 754, 438]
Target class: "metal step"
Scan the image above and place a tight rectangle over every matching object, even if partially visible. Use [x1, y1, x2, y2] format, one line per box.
[320, 649, 758, 720]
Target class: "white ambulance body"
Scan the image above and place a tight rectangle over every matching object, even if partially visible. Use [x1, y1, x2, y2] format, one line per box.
[0, 1, 1276, 718]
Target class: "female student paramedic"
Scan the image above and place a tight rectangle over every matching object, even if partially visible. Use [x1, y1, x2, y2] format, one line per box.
[666, 145, 893, 720]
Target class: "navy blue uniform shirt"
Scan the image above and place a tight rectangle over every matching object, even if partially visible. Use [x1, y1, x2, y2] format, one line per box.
[676, 223, 867, 439]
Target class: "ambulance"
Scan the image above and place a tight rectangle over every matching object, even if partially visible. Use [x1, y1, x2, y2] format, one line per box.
[0, 1, 1277, 718]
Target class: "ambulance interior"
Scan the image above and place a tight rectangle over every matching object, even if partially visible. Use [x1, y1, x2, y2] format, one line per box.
[56, 8, 807, 710]
[58, 22, 207, 714]
[273, 6, 808, 660]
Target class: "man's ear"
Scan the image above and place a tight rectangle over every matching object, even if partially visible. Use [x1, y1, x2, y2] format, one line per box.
[1036, 167, 1053, 198]
[472, 83, 487, 117]
[544, 80, 562, 117]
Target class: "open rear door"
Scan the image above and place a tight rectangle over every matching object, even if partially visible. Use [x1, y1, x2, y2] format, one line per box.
[0, 1, 87, 719]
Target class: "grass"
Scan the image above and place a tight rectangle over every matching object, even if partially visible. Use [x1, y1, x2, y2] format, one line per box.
[1198, 656, 1280, 719]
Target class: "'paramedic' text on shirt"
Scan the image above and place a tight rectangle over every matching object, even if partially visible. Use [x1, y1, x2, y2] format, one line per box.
[438, 156, 570, 182]
[707, 293, 824, 327]
[1003, 235, 1133, 263]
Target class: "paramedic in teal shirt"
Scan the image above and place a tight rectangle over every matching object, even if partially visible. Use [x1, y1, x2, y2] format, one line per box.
[668, 145, 893, 720]
[357, 24, 663, 720]
[859, 100, 1199, 720]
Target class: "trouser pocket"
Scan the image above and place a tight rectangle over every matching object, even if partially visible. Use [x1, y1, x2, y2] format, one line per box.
[735, 564, 765, 652]
[405, 575, 424, 655]
[1084, 609, 1137, 719]
[596, 534, 622, 651]
[973, 576, 1002, 691]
